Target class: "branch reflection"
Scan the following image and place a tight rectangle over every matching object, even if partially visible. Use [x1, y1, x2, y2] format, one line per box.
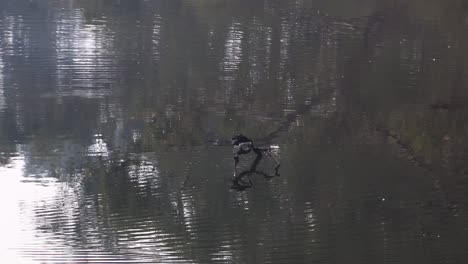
[231, 151, 280, 191]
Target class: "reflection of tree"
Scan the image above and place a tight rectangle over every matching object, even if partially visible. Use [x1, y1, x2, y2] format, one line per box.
[330, 2, 468, 206]
[1, 0, 468, 262]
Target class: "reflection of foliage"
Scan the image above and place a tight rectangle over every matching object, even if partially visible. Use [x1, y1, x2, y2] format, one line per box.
[335, 1, 468, 176]
[1, 0, 468, 262]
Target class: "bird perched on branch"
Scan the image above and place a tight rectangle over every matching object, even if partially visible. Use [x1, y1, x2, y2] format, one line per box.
[231, 134, 280, 177]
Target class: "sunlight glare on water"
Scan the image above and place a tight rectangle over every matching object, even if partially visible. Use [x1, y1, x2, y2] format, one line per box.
[0, 152, 61, 263]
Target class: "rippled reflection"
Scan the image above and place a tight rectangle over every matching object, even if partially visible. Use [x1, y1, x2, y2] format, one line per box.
[221, 22, 243, 75]
[0, 49, 4, 111]
[0, 152, 93, 263]
[0, 0, 468, 263]
[55, 9, 116, 97]
[87, 134, 109, 157]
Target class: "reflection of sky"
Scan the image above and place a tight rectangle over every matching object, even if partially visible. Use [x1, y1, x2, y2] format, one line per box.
[152, 14, 162, 61]
[127, 154, 161, 191]
[0, 16, 16, 112]
[279, 20, 291, 72]
[0, 152, 143, 263]
[221, 22, 243, 76]
[87, 134, 109, 157]
[220, 22, 243, 100]
[0, 49, 4, 111]
[249, 21, 272, 86]
[55, 10, 116, 97]
[0, 147, 181, 263]
[0, 153, 68, 263]
[2, 16, 18, 55]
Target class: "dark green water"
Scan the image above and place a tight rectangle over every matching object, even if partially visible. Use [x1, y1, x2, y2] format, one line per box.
[1, 0, 468, 263]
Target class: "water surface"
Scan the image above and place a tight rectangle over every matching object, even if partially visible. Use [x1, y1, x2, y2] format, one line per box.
[1, 0, 468, 263]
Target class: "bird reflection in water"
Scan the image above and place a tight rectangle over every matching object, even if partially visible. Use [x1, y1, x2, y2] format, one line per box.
[231, 135, 280, 191]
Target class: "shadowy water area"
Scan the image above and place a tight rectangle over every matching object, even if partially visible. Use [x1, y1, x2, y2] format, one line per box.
[1, 0, 468, 263]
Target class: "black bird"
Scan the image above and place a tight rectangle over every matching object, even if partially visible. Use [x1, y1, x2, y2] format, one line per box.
[231, 134, 280, 177]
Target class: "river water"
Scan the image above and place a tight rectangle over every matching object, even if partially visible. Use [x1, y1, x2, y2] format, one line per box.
[1, 0, 468, 263]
